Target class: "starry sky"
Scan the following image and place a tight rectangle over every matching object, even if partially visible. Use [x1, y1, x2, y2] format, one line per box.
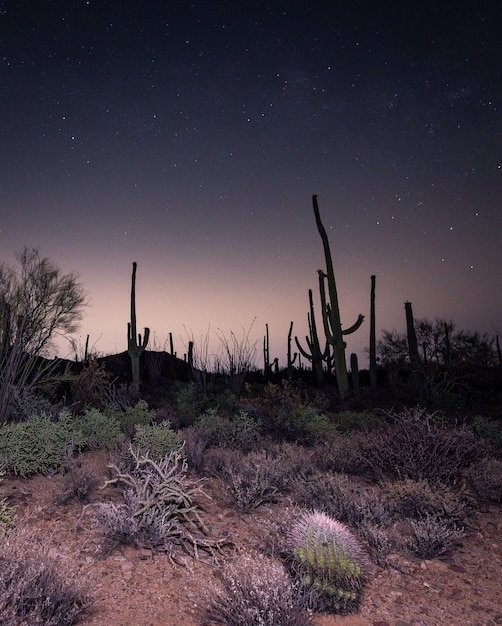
[1, 1, 501, 367]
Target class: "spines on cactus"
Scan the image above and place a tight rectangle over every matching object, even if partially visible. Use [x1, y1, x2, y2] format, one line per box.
[287, 510, 368, 613]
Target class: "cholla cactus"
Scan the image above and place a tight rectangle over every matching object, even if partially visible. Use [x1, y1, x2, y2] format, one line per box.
[287, 510, 368, 613]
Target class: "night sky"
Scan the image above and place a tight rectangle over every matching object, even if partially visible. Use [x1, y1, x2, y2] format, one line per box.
[1, 1, 501, 366]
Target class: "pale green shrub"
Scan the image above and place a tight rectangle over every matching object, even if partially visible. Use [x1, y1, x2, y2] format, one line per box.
[133, 422, 183, 460]
[79, 407, 122, 450]
[0, 411, 84, 476]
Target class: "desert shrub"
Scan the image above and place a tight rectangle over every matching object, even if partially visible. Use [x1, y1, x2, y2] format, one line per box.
[222, 448, 292, 511]
[0, 526, 92, 625]
[383, 478, 469, 526]
[132, 422, 184, 460]
[58, 464, 99, 504]
[0, 473, 16, 531]
[253, 381, 338, 444]
[0, 411, 84, 476]
[311, 434, 369, 476]
[201, 446, 243, 479]
[181, 426, 210, 472]
[357, 524, 394, 567]
[94, 447, 218, 560]
[286, 511, 368, 614]
[78, 407, 122, 451]
[356, 407, 481, 484]
[464, 456, 502, 503]
[290, 471, 390, 529]
[472, 415, 502, 457]
[173, 382, 206, 425]
[404, 515, 464, 559]
[334, 411, 385, 433]
[194, 408, 261, 451]
[7, 387, 59, 422]
[200, 551, 310, 626]
[70, 360, 111, 410]
[107, 399, 155, 438]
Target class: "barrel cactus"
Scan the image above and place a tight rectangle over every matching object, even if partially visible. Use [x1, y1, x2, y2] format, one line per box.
[286, 510, 368, 613]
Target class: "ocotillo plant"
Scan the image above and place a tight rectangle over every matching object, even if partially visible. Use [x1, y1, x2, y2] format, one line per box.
[127, 261, 150, 392]
[312, 195, 364, 400]
[295, 288, 329, 386]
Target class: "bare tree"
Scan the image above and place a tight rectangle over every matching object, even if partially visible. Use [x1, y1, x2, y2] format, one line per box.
[0, 246, 87, 422]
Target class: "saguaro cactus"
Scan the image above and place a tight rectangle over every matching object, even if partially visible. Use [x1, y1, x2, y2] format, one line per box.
[312, 195, 364, 400]
[127, 261, 150, 392]
[287, 321, 298, 378]
[295, 288, 329, 386]
[404, 301, 419, 366]
[369, 275, 377, 389]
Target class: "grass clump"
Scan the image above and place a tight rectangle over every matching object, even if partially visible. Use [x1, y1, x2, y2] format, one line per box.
[221, 448, 291, 512]
[404, 515, 464, 559]
[0, 526, 92, 625]
[200, 551, 311, 626]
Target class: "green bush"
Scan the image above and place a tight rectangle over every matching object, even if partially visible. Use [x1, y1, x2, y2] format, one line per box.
[107, 400, 155, 437]
[133, 422, 183, 460]
[257, 382, 337, 444]
[194, 409, 261, 451]
[173, 382, 206, 425]
[79, 407, 122, 451]
[0, 411, 84, 476]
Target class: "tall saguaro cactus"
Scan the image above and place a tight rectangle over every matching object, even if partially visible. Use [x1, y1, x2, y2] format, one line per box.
[127, 261, 150, 392]
[369, 275, 377, 389]
[312, 195, 364, 401]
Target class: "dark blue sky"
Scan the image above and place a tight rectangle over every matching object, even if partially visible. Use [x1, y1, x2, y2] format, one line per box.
[1, 1, 500, 363]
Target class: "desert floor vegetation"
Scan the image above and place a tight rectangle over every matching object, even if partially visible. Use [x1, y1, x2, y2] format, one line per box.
[0, 376, 501, 625]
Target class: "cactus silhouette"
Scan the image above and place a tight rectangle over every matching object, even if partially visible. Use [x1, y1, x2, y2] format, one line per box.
[127, 261, 150, 392]
[287, 320, 298, 378]
[287, 510, 368, 613]
[312, 195, 364, 401]
[295, 288, 330, 386]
